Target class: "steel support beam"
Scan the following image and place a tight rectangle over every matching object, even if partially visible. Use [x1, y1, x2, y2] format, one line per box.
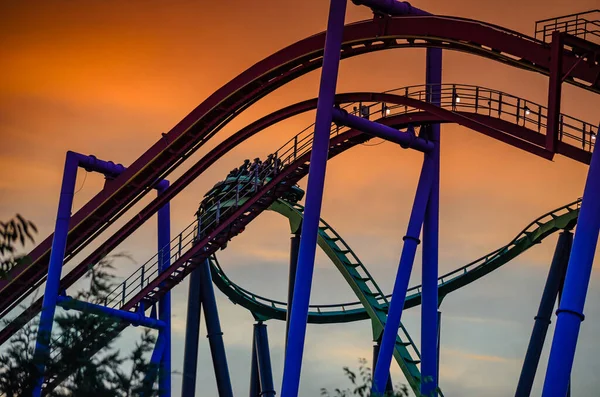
[351, 0, 429, 16]
[331, 108, 434, 152]
[157, 182, 172, 397]
[181, 267, 203, 397]
[198, 258, 234, 397]
[56, 296, 166, 329]
[255, 323, 276, 397]
[542, 136, 600, 396]
[281, 1, 347, 396]
[373, 156, 434, 393]
[142, 331, 167, 395]
[422, 46, 442, 397]
[372, 340, 394, 393]
[286, 231, 301, 351]
[249, 330, 261, 397]
[32, 151, 168, 396]
[516, 231, 572, 397]
[545, 31, 564, 154]
[32, 152, 85, 397]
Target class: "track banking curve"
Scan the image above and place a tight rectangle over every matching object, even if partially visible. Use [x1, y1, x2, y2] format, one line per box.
[2, 14, 599, 327]
[0, 86, 596, 348]
[209, 198, 580, 323]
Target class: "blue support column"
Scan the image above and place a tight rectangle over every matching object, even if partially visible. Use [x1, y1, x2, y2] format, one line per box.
[254, 323, 276, 397]
[331, 109, 434, 152]
[286, 231, 301, 351]
[422, 47, 442, 396]
[199, 258, 234, 397]
[373, 157, 434, 394]
[281, 1, 347, 396]
[32, 152, 79, 396]
[142, 331, 167, 395]
[31, 151, 169, 396]
[181, 267, 203, 397]
[157, 183, 172, 397]
[516, 231, 572, 397]
[437, 310, 441, 385]
[249, 330, 261, 397]
[542, 137, 600, 396]
[56, 296, 166, 329]
[372, 340, 394, 393]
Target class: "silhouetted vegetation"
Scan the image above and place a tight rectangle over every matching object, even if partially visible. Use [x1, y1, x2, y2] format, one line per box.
[320, 358, 410, 397]
[0, 215, 37, 279]
[0, 256, 162, 396]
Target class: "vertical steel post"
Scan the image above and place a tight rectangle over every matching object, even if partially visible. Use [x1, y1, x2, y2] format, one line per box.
[281, 1, 347, 396]
[516, 231, 572, 397]
[373, 157, 434, 393]
[286, 230, 301, 350]
[142, 331, 167, 395]
[437, 310, 442, 385]
[422, 47, 442, 396]
[181, 266, 203, 397]
[542, 139, 600, 396]
[199, 258, 234, 397]
[372, 340, 394, 393]
[255, 323, 276, 397]
[157, 184, 172, 397]
[32, 152, 79, 396]
[546, 31, 564, 154]
[249, 330, 261, 397]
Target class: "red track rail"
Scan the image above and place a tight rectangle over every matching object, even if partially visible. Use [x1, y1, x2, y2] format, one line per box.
[1, 89, 594, 346]
[2, 14, 598, 338]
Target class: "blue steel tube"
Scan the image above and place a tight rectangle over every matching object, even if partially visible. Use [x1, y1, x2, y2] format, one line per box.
[516, 231, 572, 397]
[142, 331, 167, 395]
[421, 47, 442, 397]
[373, 157, 434, 394]
[56, 296, 166, 329]
[542, 137, 600, 396]
[157, 182, 172, 397]
[331, 108, 434, 152]
[249, 330, 261, 397]
[181, 266, 203, 397]
[372, 341, 394, 393]
[32, 151, 79, 396]
[281, 1, 347, 396]
[199, 258, 234, 397]
[351, 0, 430, 16]
[286, 231, 301, 351]
[255, 323, 276, 397]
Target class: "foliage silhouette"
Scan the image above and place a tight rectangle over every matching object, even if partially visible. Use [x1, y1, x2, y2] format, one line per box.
[320, 358, 410, 397]
[0, 255, 162, 396]
[0, 215, 37, 279]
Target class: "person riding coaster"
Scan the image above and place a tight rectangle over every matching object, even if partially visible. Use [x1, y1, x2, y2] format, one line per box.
[194, 155, 305, 248]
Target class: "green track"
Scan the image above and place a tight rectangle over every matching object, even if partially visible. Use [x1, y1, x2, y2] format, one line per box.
[210, 198, 580, 395]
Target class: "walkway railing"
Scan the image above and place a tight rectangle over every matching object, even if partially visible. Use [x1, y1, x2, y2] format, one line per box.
[101, 84, 594, 316]
[535, 10, 600, 43]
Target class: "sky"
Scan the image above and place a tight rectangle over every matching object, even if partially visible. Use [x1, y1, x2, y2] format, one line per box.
[1, 0, 600, 396]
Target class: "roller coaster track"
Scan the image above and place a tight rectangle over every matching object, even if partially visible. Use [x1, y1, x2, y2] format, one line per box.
[1, 14, 599, 330]
[210, 198, 580, 324]
[1, 85, 596, 351]
[40, 123, 581, 393]
[42, 191, 580, 393]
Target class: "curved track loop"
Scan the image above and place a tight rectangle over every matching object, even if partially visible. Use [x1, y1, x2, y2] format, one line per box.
[3, 13, 599, 322]
[210, 198, 580, 323]
[1, 88, 595, 348]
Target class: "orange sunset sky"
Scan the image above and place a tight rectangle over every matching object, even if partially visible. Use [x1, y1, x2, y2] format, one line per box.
[1, 0, 600, 395]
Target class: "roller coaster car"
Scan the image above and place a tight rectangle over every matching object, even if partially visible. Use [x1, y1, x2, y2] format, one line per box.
[194, 174, 305, 247]
[199, 175, 304, 211]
